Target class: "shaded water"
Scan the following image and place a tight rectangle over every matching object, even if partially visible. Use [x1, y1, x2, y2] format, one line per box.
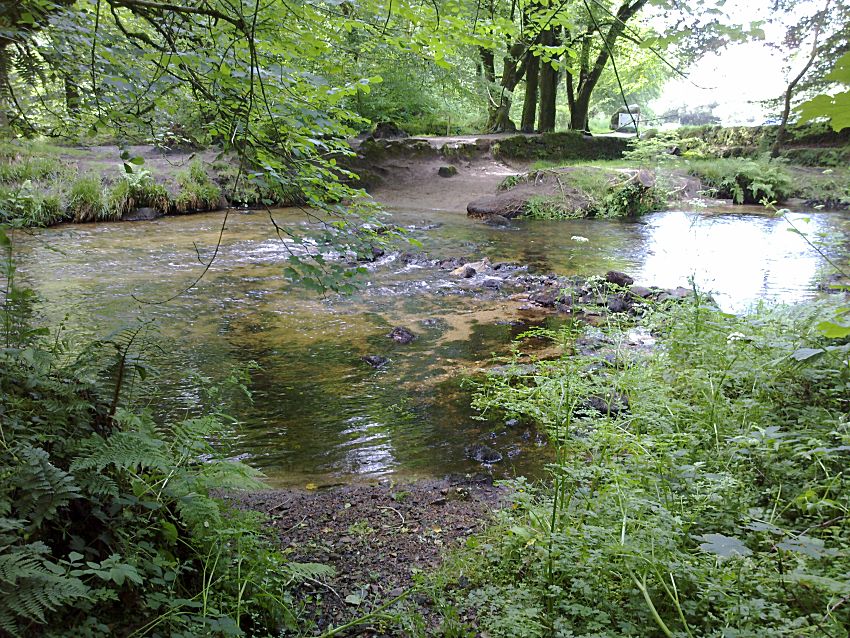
[12, 206, 849, 485]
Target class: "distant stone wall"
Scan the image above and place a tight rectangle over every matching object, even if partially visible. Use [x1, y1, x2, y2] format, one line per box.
[674, 122, 850, 167]
[493, 131, 629, 162]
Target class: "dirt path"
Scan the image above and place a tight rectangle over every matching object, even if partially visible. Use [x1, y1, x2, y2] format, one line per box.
[366, 155, 520, 213]
[220, 476, 505, 634]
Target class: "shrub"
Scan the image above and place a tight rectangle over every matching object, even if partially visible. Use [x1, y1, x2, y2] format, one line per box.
[436, 299, 850, 637]
[688, 157, 792, 204]
[66, 176, 105, 222]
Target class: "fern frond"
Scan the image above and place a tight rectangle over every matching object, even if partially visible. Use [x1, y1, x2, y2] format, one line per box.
[11, 445, 81, 530]
[0, 546, 89, 635]
[71, 430, 170, 475]
[285, 562, 335, 584]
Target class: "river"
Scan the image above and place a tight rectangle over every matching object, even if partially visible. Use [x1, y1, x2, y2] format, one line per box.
[12, 206, 849, 486]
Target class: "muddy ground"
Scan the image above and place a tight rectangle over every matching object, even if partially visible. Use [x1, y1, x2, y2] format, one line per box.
[220, 475, 506, 635]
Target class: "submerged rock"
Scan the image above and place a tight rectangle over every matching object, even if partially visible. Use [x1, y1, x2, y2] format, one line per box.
[361, 355, 389, 368]
[483, 214, 512, 227]
[438, 165, 458, 178]
[465, 444, 503, 464]
[388, 326, 416, 344]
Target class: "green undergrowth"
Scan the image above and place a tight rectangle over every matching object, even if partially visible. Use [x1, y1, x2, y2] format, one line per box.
[0, 143, 271, 227]
[0, 229, 332, 636]
[686, 158, 793, 205]
[417, 297, 850, 637]
[503, 167, 664, 219]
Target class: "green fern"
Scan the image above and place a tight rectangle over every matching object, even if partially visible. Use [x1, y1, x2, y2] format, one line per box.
[10, 446, 81, 531]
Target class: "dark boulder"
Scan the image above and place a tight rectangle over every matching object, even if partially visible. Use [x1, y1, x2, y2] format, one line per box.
[438, 165, 458, 178]
[483, 214, 512, 227]
[123, 207, 160, 221]
[629, 285, 654, 299]
[465, 444, 503, 464]
[607, 294, 631, 313]
[388, 326, 416, 344]
[467, 193, 528, 218]
[372, 121, 408, 139]
[605, 270, 635, 287]
[584, 391, 630, 417]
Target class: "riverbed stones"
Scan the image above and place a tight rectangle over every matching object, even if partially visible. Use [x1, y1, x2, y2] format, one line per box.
[388, 326, 416, 344]
[438, 165, 458, 178]
[465, 444, 503, 464]
[629, 285, 654, 299]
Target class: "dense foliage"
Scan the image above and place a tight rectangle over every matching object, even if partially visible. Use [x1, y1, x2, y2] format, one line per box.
[428, 296, 850, 637]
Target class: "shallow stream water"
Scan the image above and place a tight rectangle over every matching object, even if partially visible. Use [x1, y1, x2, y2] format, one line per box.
[12, 206, 849, 486]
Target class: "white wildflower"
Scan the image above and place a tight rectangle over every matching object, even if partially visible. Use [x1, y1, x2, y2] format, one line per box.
[727, 332, 747, 344]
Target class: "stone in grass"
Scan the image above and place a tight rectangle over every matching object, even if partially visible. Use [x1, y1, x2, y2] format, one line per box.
[388, 326, 416, 344]
[438, 165, 458, 178]
[361, 355, 388, 368]
[584, 391, 630, 417]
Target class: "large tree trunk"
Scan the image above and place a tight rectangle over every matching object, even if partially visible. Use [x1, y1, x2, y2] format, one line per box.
[567, 0, 648, 131]
[537, 28, 560, 132]
[480, 43, 526, 133]
[520, 53, 539, 133]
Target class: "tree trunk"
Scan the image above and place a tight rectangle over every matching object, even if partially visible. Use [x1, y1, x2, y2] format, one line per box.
[520, 53, 539, 133]
[772, 1, 828, 157]
[537, 29, 560, 132]
[569, 92, 591, 132]
[0, 41, 9, 132]
[480, 44, 525, 133]
[64, 75, 81, 115]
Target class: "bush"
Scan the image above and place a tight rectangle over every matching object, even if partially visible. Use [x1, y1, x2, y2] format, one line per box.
[688, 157, 792, 204]
[66, 176, 105, 223]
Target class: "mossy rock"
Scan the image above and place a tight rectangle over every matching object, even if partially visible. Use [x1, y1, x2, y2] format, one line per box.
[493, 131, 629, 162]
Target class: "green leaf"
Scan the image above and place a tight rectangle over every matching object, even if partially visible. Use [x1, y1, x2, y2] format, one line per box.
[817, 320, 850, 339]
[698, 533, 752, 558]
[790, 347, 825, 362]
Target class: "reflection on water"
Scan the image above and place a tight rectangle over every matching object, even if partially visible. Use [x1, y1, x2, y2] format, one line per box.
[10, 206, 849, 485]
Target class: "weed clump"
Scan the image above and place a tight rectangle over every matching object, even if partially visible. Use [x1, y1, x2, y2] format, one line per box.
[106, 168, 171, 220]
[174, 161, 222, 213]
[688, 157, 793, 204]
[66, 176, 105, 222]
